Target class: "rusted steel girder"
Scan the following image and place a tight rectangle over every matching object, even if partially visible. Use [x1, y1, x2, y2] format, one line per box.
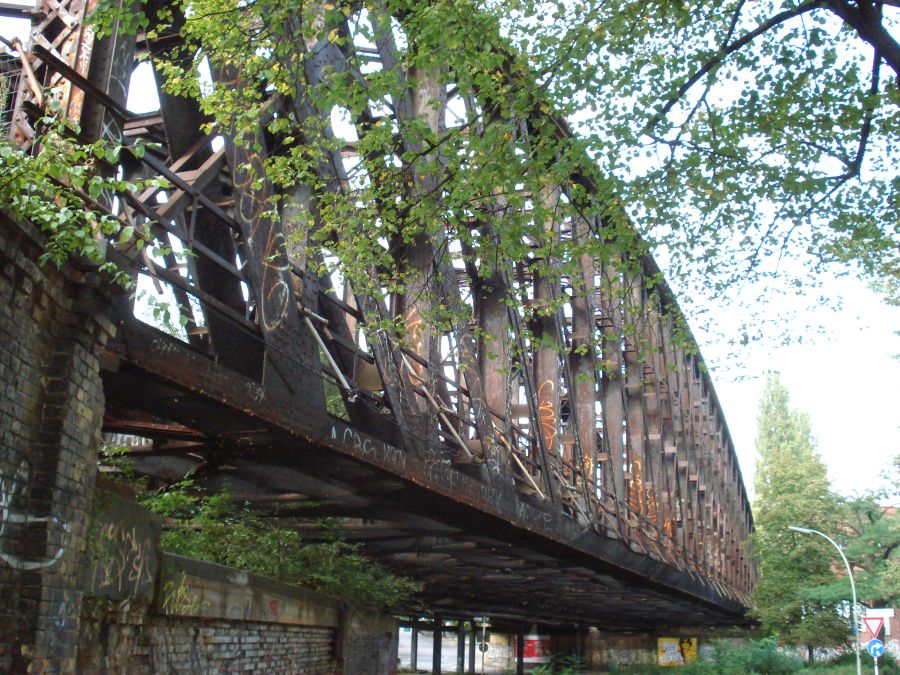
[103, 317, 752, 622]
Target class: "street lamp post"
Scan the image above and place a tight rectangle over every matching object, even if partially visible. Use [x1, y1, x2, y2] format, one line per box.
[788, 525, 861, 675]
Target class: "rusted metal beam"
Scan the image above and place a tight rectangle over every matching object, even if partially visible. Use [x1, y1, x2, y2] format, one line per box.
[105, 316, 749, 619]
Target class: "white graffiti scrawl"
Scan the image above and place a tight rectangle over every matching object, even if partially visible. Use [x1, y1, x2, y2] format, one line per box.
[0, 458, 69, 571]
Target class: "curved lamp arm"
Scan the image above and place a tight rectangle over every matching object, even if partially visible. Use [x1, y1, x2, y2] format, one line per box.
[788, 525, 861, 675]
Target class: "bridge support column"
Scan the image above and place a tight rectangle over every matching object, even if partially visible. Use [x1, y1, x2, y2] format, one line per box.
[516, 627, 525, 675]
[0, 216, 115, 673]
[457, 621, 465, 673]
[433, 615, 443, 674]
[468, 619, 476, 673]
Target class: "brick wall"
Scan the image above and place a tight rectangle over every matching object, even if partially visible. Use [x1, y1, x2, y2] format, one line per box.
[74, 499, 396, 674]
[147, 619, 334, 674]
[79, 603, 336, 674]
[75, 546, 407, 674]
[0, 213, 115, 673]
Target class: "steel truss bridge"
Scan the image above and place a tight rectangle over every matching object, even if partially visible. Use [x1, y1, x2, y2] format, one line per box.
[3, 0, 754, 631]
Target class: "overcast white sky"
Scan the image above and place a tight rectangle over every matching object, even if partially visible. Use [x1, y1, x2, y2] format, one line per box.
[705, 275, 899, 500]
[3, 12, 897, 503]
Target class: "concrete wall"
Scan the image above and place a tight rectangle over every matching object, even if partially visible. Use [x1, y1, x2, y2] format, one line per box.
[584, 631, 658, 669]
[0, 213, 115, 673]
[481, 632, 516, 671]
[338, 608, 399, 675]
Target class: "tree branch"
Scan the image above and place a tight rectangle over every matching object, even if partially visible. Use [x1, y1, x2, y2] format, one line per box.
[824, 0, 900, 79]
[643, 0, 824, 136]
[845, 49, 882, 179]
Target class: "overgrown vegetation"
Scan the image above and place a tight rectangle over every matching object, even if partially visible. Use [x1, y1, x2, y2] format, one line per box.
[121, 0, 899, 332]
[609, 637, 900, 674]
[0, 116, 163, 284]
[531, 652, 590, 674]
[82, 0, 834, 358]
[1, 0, 895, 358]
[142, 480, 420, 609]
[98, 446, 419, 609]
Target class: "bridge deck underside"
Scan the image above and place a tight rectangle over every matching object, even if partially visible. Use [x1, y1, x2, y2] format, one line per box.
[103, 317, 747, 629]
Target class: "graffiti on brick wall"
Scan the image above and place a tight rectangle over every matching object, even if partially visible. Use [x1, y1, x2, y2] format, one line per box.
[0, 456, 69, 571]
[606, 646, 657, 666]
[85, 488, 160, 600]
[161, 573, 209, 615]
[88, 521, 155, 596]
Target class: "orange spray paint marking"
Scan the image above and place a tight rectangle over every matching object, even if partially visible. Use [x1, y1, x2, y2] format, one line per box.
[629, 459, 644, 516]
[537, 380, 558, 451]
[404, 307, 426, 383]
[583, 455, 594, 483]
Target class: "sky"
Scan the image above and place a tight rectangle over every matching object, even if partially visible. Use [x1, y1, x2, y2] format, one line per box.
[2, 11, 898, 504]
[704, 276, 899, 500]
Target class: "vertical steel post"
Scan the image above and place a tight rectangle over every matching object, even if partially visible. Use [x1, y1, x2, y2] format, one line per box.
[457, 621, 466, 673]
[433, 616, 443, 675]
[516, 628, 525, 675]
[468, 619, 476, 673]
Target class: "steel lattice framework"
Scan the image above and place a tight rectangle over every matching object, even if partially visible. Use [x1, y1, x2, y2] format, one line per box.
[3, 0, 755, 629]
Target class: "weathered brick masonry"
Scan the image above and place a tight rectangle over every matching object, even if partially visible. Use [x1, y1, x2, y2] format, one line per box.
[74, 499, 395, 675]
[0, 213, 115, 673]
[79, 606, 336, 674]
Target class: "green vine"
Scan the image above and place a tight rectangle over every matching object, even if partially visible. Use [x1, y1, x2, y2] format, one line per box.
[0, 117, 167, 285]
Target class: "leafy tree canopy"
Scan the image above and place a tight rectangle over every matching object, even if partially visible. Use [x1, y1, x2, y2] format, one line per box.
[750, 373, 847, 650]
[807, 477, 900, 609]
[499, 0, 899, 318]
[7, 0, 897, 349]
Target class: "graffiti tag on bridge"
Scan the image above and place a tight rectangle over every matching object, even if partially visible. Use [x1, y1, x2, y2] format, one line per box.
[85, 490, 160, 601]
[0, 455, 69, 571]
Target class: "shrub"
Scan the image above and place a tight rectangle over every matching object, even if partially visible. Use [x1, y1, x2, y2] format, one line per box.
[799, 649, 900, 675]
[610, 637, 803, 674]
[142, 479, 421, 609]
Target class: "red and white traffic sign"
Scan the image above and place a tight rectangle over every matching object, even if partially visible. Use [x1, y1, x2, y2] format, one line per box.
[864, 617, 884, 638]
